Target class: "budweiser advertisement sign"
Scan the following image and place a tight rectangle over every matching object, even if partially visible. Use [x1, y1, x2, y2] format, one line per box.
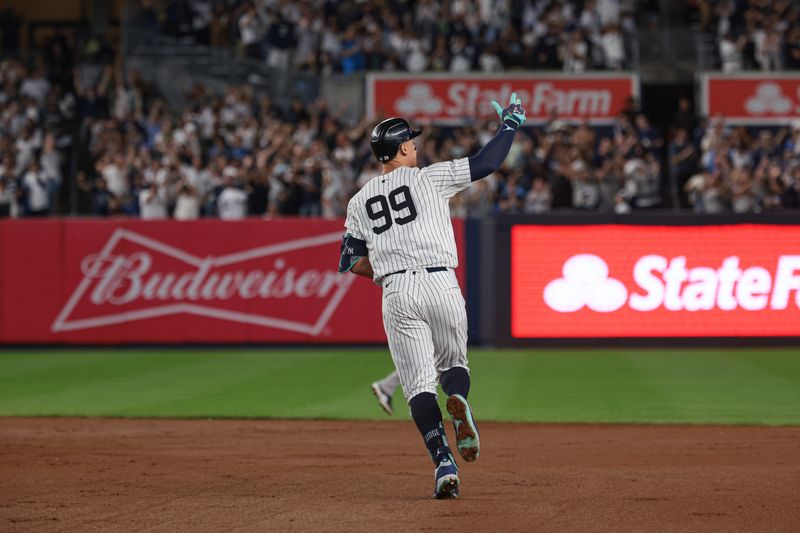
[0, 220, 465, 344]
[511, 225, 800, 338]
[367, 73, 639, 125]
[700, 73, 800, 124]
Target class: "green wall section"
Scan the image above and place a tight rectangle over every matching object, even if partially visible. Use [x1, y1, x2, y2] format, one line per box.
[0, 348, 798, 425]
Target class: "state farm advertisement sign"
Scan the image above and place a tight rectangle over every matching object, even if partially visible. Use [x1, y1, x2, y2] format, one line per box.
[700, 74, 800, 124]
[0, 220, 464, 344]
[367, 73, 639, 125]
[512, 225, 800, 338]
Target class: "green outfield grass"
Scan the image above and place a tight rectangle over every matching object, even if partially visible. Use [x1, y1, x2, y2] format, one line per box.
[0, 348, 798, 425]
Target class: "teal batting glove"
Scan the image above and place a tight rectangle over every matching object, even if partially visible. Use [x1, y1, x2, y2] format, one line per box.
[490, 92, 526, 128]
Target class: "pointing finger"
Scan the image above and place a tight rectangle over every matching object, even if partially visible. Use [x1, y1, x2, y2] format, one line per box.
[509, 92, 517, 106]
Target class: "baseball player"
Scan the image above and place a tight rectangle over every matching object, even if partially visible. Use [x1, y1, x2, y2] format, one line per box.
[371, 370, 400, 415]
[339, 94, 527, 499]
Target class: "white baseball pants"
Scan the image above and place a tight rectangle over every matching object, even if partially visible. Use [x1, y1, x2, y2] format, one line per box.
[381, 268, 469, 402]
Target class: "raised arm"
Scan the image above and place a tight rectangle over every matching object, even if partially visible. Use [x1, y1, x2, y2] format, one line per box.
[468, 93, 527, 181]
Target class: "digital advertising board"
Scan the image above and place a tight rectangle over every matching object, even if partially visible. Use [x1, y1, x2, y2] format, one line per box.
[507, 223, 800, 340]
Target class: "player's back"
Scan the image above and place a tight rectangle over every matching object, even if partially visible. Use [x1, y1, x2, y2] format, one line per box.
[345, 158, 471, 282]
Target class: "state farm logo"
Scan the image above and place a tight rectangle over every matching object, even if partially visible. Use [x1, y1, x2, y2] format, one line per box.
[51, 229, 354, 335]
[376, 77, 632, 123]
[447, 82, 613, 118]
[544, 254, 800, 313]
[544, 255, 627, 312]
[396, 83, 444, 115]
[744, 83, 800, 115]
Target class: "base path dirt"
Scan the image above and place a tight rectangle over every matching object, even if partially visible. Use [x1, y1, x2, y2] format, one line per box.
[1, 418, 799, 532]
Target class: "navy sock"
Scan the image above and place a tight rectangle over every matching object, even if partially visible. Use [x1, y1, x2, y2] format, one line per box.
[408, 392, 451, 463]
[440, 367, 470, 399]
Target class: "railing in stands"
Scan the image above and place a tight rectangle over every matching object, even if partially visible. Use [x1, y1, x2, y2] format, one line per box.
[121, 14, 319, 113]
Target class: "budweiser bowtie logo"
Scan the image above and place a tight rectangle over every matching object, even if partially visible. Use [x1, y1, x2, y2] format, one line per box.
[51, 229, 354, 335]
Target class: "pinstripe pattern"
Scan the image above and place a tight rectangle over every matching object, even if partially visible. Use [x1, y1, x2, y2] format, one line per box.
[344, 158, 470, 283]
[382, 269, 468, 402]
[344, 158, 472, 403]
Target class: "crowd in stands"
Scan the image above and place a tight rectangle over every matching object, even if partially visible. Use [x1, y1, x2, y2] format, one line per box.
[670, 101, 800, 213]
[0, 31, 122, 217]
[697, 0, 800, 71]
[0, 41, 671, 220]
[0, 33, 78, 217]
[448, 106, 665, 216]
[134, 0, 636, 73]
[3, 48, 800, 219]
[1, 29, 674, 221]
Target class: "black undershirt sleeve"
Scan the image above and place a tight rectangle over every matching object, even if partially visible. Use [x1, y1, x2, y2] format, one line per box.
[467, 121, 519, 181]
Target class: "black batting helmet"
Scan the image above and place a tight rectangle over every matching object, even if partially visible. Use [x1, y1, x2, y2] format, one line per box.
[370, 117, 422, 163]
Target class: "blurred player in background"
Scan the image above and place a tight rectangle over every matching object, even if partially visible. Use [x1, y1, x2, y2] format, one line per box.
[371, 370, 400, 415]
[339, 94, 527, 498]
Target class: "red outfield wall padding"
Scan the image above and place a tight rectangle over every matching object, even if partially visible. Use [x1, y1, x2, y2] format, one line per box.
[0, 219, 465, 344]
[511, 224, 800, 338]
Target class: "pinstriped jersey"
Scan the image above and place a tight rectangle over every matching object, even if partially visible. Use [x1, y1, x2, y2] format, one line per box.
[345, 158, 471, 283]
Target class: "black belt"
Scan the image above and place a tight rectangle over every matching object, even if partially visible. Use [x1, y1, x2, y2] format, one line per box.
[386, 267, 448, 277]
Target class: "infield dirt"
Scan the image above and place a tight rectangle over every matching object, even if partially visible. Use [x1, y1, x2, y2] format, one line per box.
[1, 418, 798, 532]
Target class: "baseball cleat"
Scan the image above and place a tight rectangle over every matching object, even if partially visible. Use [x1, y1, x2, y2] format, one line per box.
[446, 394, 480, 462]
[370, 382, 393, 416]
[433, 455, 460, 499]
